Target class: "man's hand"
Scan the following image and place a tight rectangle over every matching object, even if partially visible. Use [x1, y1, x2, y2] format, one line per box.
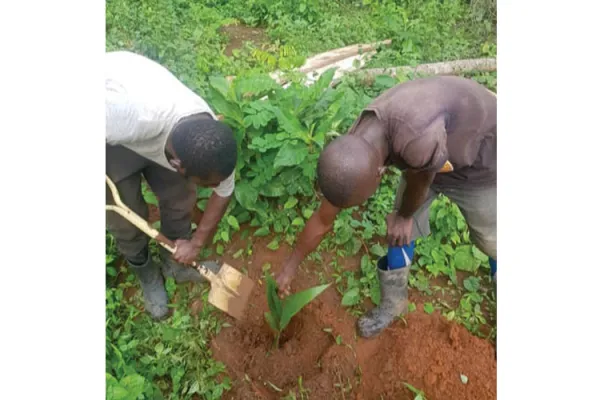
[386, 213, 413, 247]
[172, 239, 201, 265]
[275, 264, 298, 298]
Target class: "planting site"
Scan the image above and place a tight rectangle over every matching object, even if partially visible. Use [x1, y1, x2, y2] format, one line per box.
[106, 1, 497, 399]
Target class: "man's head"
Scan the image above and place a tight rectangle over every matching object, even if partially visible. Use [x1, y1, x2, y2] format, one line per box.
[317, 135, 385, 208]
[168, 114, 237, 187]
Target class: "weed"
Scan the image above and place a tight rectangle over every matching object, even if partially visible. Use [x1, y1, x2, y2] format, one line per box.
[404, 382, 428, 400]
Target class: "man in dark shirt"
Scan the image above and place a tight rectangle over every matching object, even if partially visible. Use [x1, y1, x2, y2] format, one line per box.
[275, 75, 497, 338]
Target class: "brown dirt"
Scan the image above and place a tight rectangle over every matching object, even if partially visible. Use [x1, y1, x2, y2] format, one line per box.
[220, 24, 269, 57]
[208, 237, 496, 400]
[143, 200, 496, 400]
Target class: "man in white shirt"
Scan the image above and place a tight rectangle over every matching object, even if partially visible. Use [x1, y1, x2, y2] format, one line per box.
[106, 51, 238, 320]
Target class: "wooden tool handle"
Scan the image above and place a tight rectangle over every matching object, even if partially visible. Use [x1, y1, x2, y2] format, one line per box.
[105, 175, 216, 282]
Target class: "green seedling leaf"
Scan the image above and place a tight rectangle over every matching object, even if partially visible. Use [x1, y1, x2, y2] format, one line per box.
[454, 245, 479, 272]
[472, 246, 489, 262]
[216, 244, 224, 256]
[274, 142, 309, 169]
[267, 239, 280, 250]
[119, 374, 146, 398]
[233, 249, 244, 259]
[221, 231, 230, 242]
[284, 197, 298, 209]
[423, 303, 434, 314]
[408, 302, 417, 313]
[463, 276, 480, 292]
[341, 287, 360, 306]
[302, 208, 314, 219]
[264, 312, 279, 333]
[254, 227, 270, 237]
[460, 374, 469, 384]
[235, 182, 259, 211]
[227, 215, 240, 231]
[279, 283, 331, 331]
[370, 243, 387, 257]
[265, 275, 283, 324]
[292, 217, 304, 226]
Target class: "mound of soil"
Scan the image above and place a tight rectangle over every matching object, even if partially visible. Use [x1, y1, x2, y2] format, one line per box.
[144, 203, 496, 399]
[210, 243, 496, 400]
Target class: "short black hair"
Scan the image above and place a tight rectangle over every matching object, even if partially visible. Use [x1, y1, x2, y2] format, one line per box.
[317, 136, 379, 208]
[171, 114, 237, 180]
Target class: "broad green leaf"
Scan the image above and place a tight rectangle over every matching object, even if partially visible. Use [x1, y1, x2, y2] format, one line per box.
[370, 243, 387, 257]
[374, 74, 398, 90]
[142, 185, 158, 206]
[227, 215, 240, 231]
[284, 197, 298, 209]
[291, 217, 304, 226]
[315, 68, 336, 91]
[267, 239, 279, 250]
[221, 230, 230, 242]
[273, 107, 304, 135]
[254, 227, 270, 237]
[463, 276, 480, 292]
[472, 245, 489, 262]
[208, 76, 231, 99]
[235, 182, 259, 211]
[279, 283, 331, 330]
[341, 287, 360, 306]
[454, 245, 479, 272]
[273, 142, 309, 169]
[302, 208, 314, 219]
[106, 384, 129, 400]
[424, 303, 434, 314]
[265, 275, 282, 325]
[207, 85, 244, 124]
[120, 374, 145, 398]
[260, 180, 287, 197]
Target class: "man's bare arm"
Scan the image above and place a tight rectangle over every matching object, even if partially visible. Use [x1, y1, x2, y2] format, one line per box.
[396, 169, 436, 218]
[191, 192, 232, 248]
[276, 199, 340, 294]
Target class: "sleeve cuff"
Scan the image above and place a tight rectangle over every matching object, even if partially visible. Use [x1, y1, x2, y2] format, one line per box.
[212, 171, 235, 197]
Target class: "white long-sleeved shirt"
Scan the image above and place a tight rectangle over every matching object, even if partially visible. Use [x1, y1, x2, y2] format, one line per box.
[105, 51, 234, 197]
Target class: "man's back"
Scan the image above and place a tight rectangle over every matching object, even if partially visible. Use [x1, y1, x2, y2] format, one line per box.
[363, 76, 497, 188]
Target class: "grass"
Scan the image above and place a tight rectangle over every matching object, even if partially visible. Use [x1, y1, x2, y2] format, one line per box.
[106, 1, 497, 398]
[106, 0, 496, 94]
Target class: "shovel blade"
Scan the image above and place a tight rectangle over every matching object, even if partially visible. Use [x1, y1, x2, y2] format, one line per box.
[207, 263, 254, 320]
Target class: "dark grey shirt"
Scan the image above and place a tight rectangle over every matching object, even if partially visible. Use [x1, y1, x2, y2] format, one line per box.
[349, 76, 497, 188]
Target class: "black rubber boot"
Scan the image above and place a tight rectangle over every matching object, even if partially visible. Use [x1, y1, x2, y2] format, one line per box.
[357, 256, 410, 338]
[159, 247, 221, 284]
[128, 253, 169, 321]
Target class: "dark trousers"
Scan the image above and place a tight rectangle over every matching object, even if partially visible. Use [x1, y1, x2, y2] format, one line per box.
[106, 145, 196, 263]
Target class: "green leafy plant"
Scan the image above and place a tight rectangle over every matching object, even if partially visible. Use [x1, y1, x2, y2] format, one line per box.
[264, 274, 330, 348]
[404, 382, 428, 400]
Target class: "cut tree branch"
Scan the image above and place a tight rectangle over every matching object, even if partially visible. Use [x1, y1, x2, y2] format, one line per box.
[333, 57, 496, 84]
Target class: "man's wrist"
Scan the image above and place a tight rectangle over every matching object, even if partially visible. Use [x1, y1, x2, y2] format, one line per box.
[190, 234, 206, 249]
